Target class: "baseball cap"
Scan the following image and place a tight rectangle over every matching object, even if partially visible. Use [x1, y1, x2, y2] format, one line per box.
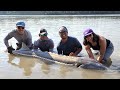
[83, 28, 93, 37]
[39, 28, 48, 36]
[16, 21, 25, 27]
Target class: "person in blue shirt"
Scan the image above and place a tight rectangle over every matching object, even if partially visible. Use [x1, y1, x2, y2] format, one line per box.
[57, 26, 82, 56]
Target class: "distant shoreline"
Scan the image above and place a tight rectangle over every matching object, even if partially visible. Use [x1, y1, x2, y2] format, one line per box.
[0, 14, 120, 17]
[0, 11, 120, 15]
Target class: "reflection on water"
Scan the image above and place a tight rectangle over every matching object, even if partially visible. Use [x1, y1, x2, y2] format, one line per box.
[8, 54, 36, 76]
[80, 69, 105, 79]
[1, 15, 120, 78]
[59, 64, 74, 78]
[41, 63, 50, 75]
[7, 54, 56, 77]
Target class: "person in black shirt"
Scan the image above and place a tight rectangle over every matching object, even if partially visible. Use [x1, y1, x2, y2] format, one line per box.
[83, 28, 114, 66]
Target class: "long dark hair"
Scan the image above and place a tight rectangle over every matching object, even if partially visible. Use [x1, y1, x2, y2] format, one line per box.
[83, 32, 99, 45]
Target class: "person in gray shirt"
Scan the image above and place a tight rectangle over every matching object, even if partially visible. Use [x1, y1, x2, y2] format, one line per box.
[33, 28, 54, 52]
[4, 21, 33, 54]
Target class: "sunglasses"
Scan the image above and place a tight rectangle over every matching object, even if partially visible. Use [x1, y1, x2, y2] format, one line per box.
[85, 34, 92, 38]
[39, 33, 47, 36]
[17, 26, 24, 29]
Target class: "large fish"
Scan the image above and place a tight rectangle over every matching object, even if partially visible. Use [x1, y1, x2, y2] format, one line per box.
[12, 43, 108, 70]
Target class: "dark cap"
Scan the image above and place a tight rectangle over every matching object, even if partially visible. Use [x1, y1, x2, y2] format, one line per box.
[59, 26, 68, 33]
[39, 28, 48, 36]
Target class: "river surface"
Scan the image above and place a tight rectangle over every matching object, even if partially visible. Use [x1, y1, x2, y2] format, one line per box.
[0, 15, 120, 79]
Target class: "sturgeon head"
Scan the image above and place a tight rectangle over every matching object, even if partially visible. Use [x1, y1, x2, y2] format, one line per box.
[80, 62, 108, 70]
[76, 57, 108, 70]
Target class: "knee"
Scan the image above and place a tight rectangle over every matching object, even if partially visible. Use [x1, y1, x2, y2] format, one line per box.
[102, 58, 112, 67]
[103, 57, 111, 62]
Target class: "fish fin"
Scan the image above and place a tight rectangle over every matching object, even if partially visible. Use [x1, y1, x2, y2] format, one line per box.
[19, 42, 30, 51]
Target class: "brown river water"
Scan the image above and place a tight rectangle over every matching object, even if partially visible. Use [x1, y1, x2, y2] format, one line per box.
[0, 15, 120, 79]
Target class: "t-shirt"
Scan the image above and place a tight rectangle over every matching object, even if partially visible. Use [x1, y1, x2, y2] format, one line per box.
[4, 29, 32, 48]
[33, 38, 54, 52]
[57, 36, 82, 56]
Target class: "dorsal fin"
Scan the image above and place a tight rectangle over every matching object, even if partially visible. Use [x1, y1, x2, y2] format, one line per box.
[19, 42, 30, 51]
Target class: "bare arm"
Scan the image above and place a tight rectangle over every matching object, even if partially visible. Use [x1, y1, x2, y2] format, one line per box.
[69, 38, 82, 56]
[85, 45, 94, 59]
[69, 48, 82, 56]
[97, 36, 106, 63]
[74, 48, 82, 55]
